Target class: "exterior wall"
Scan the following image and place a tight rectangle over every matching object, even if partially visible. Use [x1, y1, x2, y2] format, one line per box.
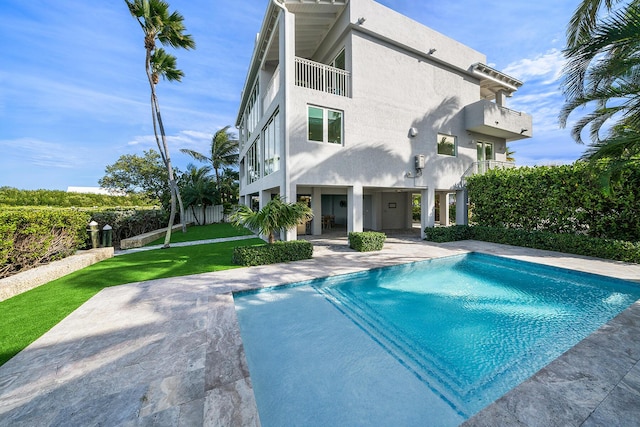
[236, 0, 530, 238]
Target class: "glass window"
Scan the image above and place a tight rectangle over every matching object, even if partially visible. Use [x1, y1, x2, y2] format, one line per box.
[263, 111, 280, 176]
[327, 110, 342, 144]
[331, 49, 346, 70]
[308, 105, 344, 145]
[308, 106, 324, 142]
[437, 134, 456, 156]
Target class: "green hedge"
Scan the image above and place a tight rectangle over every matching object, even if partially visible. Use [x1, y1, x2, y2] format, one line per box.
[466, 163, 640, 242]
[348, 231, 386, 252]
[423, 225, 640, 263]
[88, 208, 168, 249]
[0, 208, 91, 278]
[0, 186, 154, 207]
[232, 240, 313, 266]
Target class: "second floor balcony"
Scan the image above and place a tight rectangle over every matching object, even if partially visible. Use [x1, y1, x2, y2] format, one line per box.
[295, 57, 351, 98]
[465, 100, 532, 141]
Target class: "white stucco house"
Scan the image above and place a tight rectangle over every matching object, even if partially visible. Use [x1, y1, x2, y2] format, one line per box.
[235, 0, 532, 240]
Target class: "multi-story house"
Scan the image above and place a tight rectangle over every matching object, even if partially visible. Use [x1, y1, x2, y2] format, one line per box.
[236, 0, 532, 240]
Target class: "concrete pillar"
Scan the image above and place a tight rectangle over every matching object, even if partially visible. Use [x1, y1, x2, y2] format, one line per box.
[439, 192, 450, 226]
[420, 187, 435, 239]
[347, 184, 363, 233]
[456, 190, 468, 225]
[311, 187, 322, 235]
[496, 90, 507, 108]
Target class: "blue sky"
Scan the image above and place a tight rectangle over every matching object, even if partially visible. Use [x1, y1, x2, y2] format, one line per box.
[0, 0, 582, 190]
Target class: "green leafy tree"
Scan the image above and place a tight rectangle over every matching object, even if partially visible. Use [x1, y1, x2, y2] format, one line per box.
[180, 164, 218, 225]
[230, 195, 313, 244]
[180, 126, 239, 192]
[99, 150, 169, 205]
[560, 0, 640, 185]
[125, 0, 195, 247]
[218, 167, 239, 205]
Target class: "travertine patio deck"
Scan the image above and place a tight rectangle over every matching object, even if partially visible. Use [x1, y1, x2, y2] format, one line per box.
[0, 236, 638, 426]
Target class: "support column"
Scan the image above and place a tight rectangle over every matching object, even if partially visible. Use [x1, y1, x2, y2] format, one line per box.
[456, 190, 469, 225]
[439, 192, 450, 226]
[311, 187, 322, 236]
[420, 187, 435, 239]
[347, 184, 363, 233]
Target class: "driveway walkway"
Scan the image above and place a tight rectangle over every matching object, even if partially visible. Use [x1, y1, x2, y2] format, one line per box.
[0, 237, 639, 426]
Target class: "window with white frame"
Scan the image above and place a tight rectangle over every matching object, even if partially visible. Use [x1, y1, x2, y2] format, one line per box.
[246, 138, 260, 184]
[437, 133, 457, 156]
[244, 81, 260, 138]
[330, 49, 345, 70]
[308, 105, 343, 145]
[263, 111, 280, 176]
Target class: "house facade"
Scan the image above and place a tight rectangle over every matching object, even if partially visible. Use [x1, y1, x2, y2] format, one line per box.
[236, 0, 532, 239]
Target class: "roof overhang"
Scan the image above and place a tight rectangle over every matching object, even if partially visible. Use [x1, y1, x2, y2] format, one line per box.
[470, 63, 523, 100]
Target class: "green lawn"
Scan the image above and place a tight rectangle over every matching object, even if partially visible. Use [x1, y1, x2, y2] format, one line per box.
[145, 222, 254, 246]
[0, 225, 264, 367]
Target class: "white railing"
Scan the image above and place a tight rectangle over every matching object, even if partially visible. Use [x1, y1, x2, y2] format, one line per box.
[295, 57, 351, 97]
[262, 66, 280, 112]
[462, 160, 516, 179]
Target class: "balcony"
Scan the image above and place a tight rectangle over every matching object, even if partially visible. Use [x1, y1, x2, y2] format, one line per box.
[464, 100, 532, 141]
[295, 57, 351, 98]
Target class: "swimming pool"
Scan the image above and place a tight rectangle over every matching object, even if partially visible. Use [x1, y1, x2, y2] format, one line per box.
[234, 253, 640, 426]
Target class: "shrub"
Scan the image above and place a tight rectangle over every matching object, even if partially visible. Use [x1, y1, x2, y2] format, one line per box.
[232, 240, 313, 266]
[422, 225, 470, 242]
[466, 163, 640, 241]
[348, 231, 386, 252]
[423, 225, 640, 263]
[0, 208, 91, 278]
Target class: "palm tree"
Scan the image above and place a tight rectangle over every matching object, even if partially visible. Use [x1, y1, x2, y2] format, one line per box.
[125, 0, 195, 248]
[506, 146, 516, 162]
[180, 164, 218, 225]
[230, 195, 313, 244]
[180, 126, 239, 191]
[560, 0, 640, 175]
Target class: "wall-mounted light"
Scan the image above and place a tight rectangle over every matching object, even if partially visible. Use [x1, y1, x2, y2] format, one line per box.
[357, 17, 366, 25]
[520, 128, 528, 134]
[428, 48, 437, 55]
[409, 127, 418, 138]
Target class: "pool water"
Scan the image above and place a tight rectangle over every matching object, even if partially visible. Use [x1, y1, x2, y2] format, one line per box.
[234, 253, 640, 426]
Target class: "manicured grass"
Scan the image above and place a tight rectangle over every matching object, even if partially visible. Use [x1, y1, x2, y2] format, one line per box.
[0, 235, 264, 367]
[146, 222, 254, 246]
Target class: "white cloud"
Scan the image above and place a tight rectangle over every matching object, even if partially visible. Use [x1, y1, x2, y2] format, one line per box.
[0, 137, 89, 169]
[503, 49, 565, 84]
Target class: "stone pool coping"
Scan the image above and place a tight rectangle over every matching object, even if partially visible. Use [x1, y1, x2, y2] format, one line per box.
[0, 238, 638, 425]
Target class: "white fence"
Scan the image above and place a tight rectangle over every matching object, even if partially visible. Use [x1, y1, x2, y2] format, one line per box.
[295, 57, 351, 97]
[182, 205, 225, 225]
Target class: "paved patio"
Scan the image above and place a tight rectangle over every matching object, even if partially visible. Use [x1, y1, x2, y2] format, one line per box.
[0, 236, 639, 426]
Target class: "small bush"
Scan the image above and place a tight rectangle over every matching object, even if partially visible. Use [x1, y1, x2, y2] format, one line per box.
[423, 225, 640, 263]
[232, 240, 313, 266]
[348, 231, 386, 252]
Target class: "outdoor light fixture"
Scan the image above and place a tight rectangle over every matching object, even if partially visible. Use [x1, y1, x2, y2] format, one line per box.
[428, 48, 437, 54]
[357, 17, 366, 25]
[520, 128, 528, 134]
[409, 127, 418, 137]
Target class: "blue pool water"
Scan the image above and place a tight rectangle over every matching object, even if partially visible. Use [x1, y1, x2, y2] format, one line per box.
[234, 253, 640, 426]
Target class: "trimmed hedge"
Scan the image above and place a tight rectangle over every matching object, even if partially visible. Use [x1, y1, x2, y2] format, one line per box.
[232, 240, 313, 266]
[88, 208, 168, 249]
[466, 163, 640, 242]
[0, 208, 91, 278]
[348, 231, 386, 252]
[423, 225, 640, 263]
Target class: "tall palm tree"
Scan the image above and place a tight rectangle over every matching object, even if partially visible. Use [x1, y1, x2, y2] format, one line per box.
[230, 195, 313, 244]
[125, 0, 195, 248]
[560, 0, 640, 177]
[180, 126, 239, 191]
